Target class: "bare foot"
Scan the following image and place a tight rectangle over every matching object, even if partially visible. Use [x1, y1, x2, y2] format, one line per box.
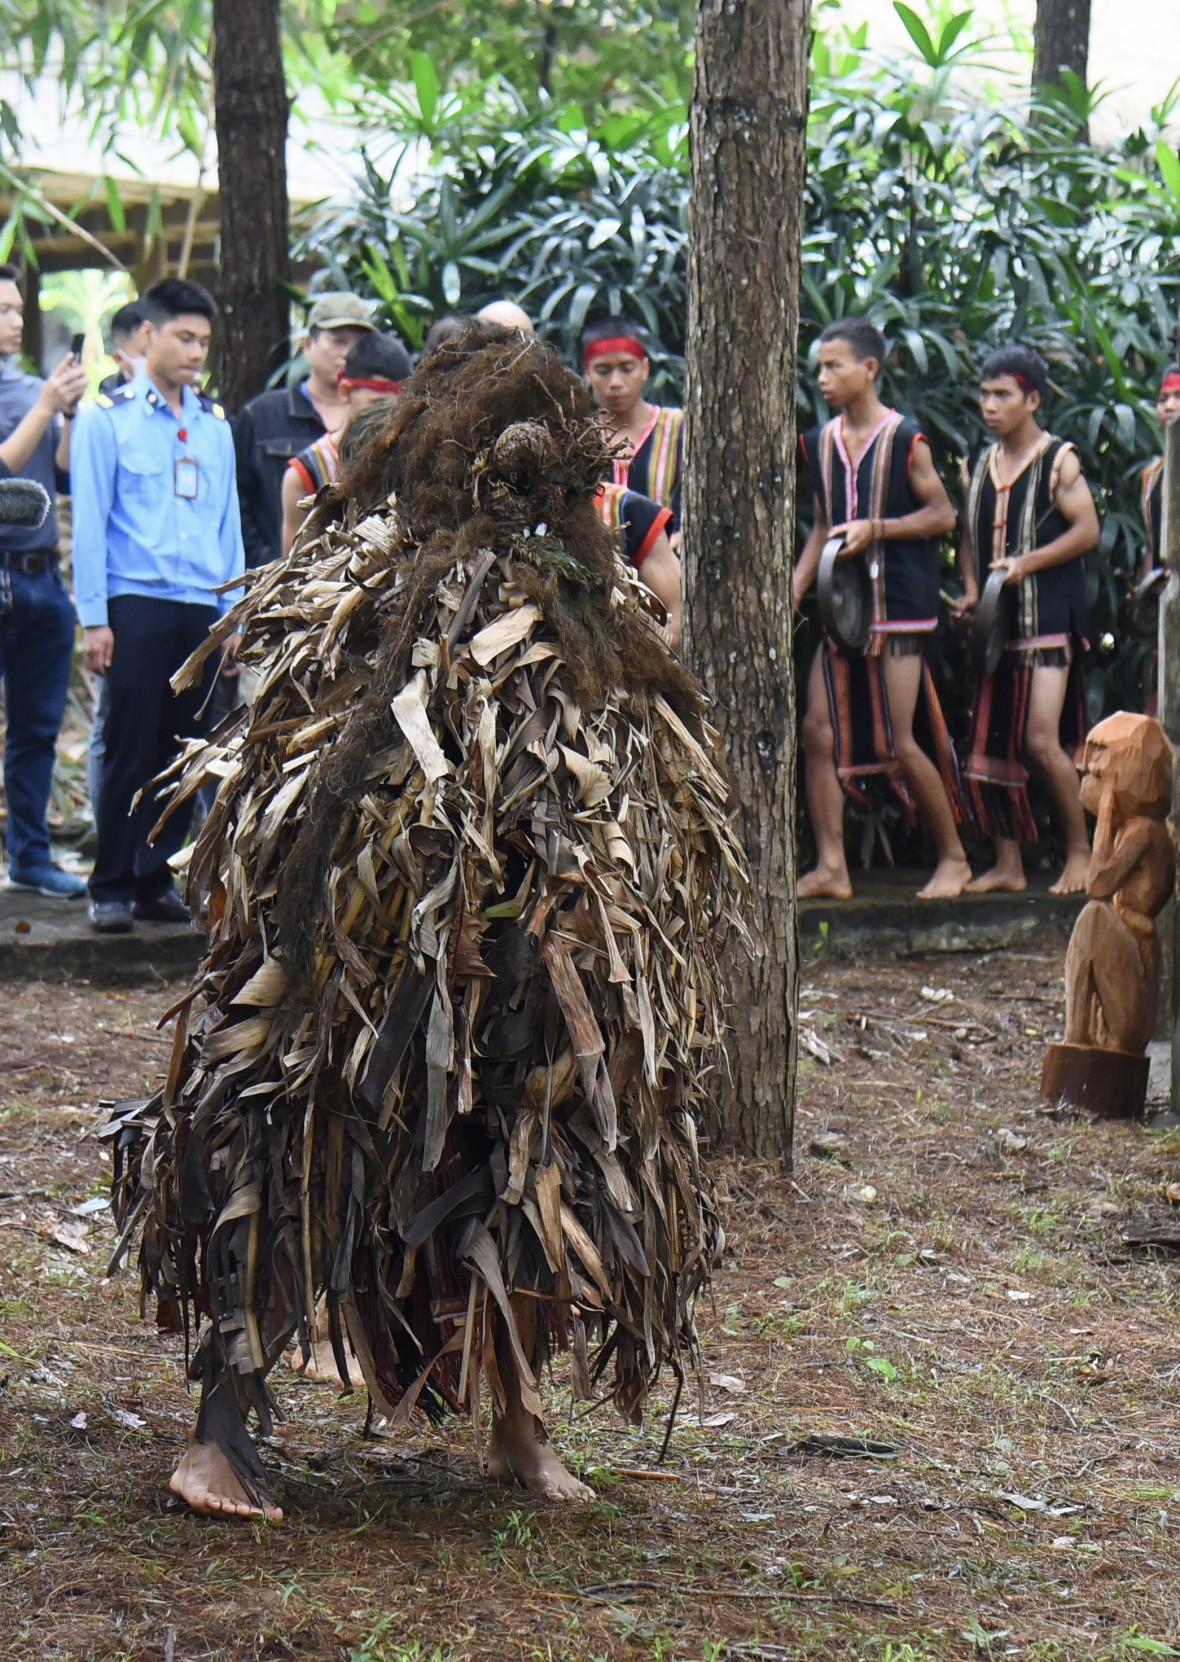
[916, 856, 972, 901]
[289, 1334, 366, 1389]
[965, 864, 1027, 895]
[169, 1434, 282, 1523]
[488, 1415, 595, 1503]
[1049, 851, 1091, 895]
[798, 866, 853, 901]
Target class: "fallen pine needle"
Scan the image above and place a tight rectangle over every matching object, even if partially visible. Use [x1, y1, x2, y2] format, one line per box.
[608, 1466, 680, 1481]
[541, 1583, 899, 1611]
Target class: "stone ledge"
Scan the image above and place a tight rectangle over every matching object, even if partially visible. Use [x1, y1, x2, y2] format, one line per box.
[800, 871, 1088, 959]
[0, 888, 202, 986]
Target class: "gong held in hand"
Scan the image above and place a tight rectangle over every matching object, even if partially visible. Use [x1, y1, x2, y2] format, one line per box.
[1130, 566, 1169, 641]
[817, 533, 873, 654]
[971, 565, 1016, 676]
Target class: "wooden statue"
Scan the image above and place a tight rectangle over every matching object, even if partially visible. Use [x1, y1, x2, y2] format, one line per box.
[1041, 711, 1174, 1117]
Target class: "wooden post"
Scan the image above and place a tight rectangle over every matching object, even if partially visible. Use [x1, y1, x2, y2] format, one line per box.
[1161, 418, 1180, 1112]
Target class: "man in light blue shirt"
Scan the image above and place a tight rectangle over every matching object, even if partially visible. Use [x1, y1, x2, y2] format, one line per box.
[71, 277, 244, 933]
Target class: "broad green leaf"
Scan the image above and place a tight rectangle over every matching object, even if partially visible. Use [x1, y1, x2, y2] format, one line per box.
[410, 50, 440, 130]
[893, 3, 937, 66]
[1156, 140, 1180, 208]
[587, 218, 621, 250]
[937, 11, 975, 60]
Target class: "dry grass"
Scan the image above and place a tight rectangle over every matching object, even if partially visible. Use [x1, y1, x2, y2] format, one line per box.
[2, 946, 1180, 1661]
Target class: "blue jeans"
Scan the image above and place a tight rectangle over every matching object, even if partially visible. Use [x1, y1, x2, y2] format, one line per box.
[0, 565, 76, 869]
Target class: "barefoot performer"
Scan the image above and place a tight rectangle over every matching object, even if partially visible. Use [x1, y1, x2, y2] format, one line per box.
[958, 345, 1099, 895]
[582, 318, 684, 546]
[1132, 365, 1180, 715]
[1139, 364, 1180, 579]
[104, 329, 746, 1521]
[793, 318, 969, 901]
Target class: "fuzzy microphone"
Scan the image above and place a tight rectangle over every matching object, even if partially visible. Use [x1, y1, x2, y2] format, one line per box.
[0, 479, 51, 529]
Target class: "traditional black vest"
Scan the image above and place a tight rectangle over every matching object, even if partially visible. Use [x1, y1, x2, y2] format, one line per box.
[801, 411, 941, 630]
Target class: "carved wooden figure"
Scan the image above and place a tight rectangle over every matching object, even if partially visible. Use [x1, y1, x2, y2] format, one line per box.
[1041, 712, 1174, 1117]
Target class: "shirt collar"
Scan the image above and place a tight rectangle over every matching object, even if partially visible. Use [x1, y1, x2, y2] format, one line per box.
[293, 379, 321, 419]
[135, 368, 198, 419]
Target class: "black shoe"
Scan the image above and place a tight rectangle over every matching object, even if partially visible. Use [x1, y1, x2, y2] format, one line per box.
[88, 899, 134, 934]
[130, 889, 190, 924]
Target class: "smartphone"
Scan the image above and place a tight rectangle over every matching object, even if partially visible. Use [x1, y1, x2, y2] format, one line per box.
[69, 331, 85, 362]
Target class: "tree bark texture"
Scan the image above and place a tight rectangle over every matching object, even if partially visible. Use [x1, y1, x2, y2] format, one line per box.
[211, 0, 291, 411]
[683, 0, 810, 1158]
[1032, 0, 1091, 90]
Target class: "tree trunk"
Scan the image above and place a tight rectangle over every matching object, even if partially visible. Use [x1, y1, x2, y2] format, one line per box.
[211, 0, 291, 411]
[1032, 0, 1091, 94]
[683, 0, 810, 1158]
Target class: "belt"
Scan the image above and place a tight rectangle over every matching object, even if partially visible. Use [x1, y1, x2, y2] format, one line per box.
[0, 548, 60, 574]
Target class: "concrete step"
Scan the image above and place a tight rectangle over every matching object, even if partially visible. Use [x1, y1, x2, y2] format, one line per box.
[800, 869, 1088, 958]
[0, 883, 202, 986]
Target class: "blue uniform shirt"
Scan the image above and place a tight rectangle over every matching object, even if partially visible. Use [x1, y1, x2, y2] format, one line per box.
[70, 371, 245, 628]
[0, 360, 67, 553]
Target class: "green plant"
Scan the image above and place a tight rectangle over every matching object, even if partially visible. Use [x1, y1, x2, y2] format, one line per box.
[307, 6, 1180, 740]
[845, 1335, 899, 1383]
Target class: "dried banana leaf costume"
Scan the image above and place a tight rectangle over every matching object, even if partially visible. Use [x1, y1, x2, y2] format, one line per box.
[106, 334, 746, 1509]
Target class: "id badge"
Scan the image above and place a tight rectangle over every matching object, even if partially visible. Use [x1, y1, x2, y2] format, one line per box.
[174, 457, 199, 500]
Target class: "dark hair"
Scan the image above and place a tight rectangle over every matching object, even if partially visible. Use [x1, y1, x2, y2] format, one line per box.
[0, 263, 21, 290]
[423, 314, 471, 356]
[344, 331, 412, 383]
[979, 344, 1047, 399]
[818, 317, 887, 367]
[140, 278, 217, 325]
[581, 315, 652, 358]
[109, 300, 147, 342]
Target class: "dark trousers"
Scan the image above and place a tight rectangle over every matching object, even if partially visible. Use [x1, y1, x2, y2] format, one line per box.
[0, 565, 77, 870]
[89, 595, 219, 905]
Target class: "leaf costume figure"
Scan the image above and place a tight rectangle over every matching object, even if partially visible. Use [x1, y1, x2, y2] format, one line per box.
[105, 331, 747, 1519]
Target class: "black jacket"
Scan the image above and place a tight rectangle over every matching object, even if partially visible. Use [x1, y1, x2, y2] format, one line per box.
[233, 383, 324, 569]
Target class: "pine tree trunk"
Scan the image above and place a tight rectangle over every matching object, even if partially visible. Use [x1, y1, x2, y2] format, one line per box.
[682, 0, 810, 1159]
[211, 0, 291, 411]
[1032, 0, 1091, 101]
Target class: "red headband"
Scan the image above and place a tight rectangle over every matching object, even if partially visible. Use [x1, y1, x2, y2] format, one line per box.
[583, 335, 647, 369]
[1160, 373, 1180, 395]
[1011, 372, 1039, 396]
[342, 376, 402, 395]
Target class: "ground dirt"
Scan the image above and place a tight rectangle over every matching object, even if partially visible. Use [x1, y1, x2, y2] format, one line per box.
[2, 947, 1179, 1662]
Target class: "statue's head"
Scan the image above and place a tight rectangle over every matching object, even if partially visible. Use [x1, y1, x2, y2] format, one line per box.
[1079, 711, 1172, 819]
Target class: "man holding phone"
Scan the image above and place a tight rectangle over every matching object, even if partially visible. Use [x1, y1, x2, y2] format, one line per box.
[0, 263, 88, 897]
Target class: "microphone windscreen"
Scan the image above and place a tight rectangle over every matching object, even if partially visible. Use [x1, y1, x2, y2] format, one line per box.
[0, 479, 50, 529]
